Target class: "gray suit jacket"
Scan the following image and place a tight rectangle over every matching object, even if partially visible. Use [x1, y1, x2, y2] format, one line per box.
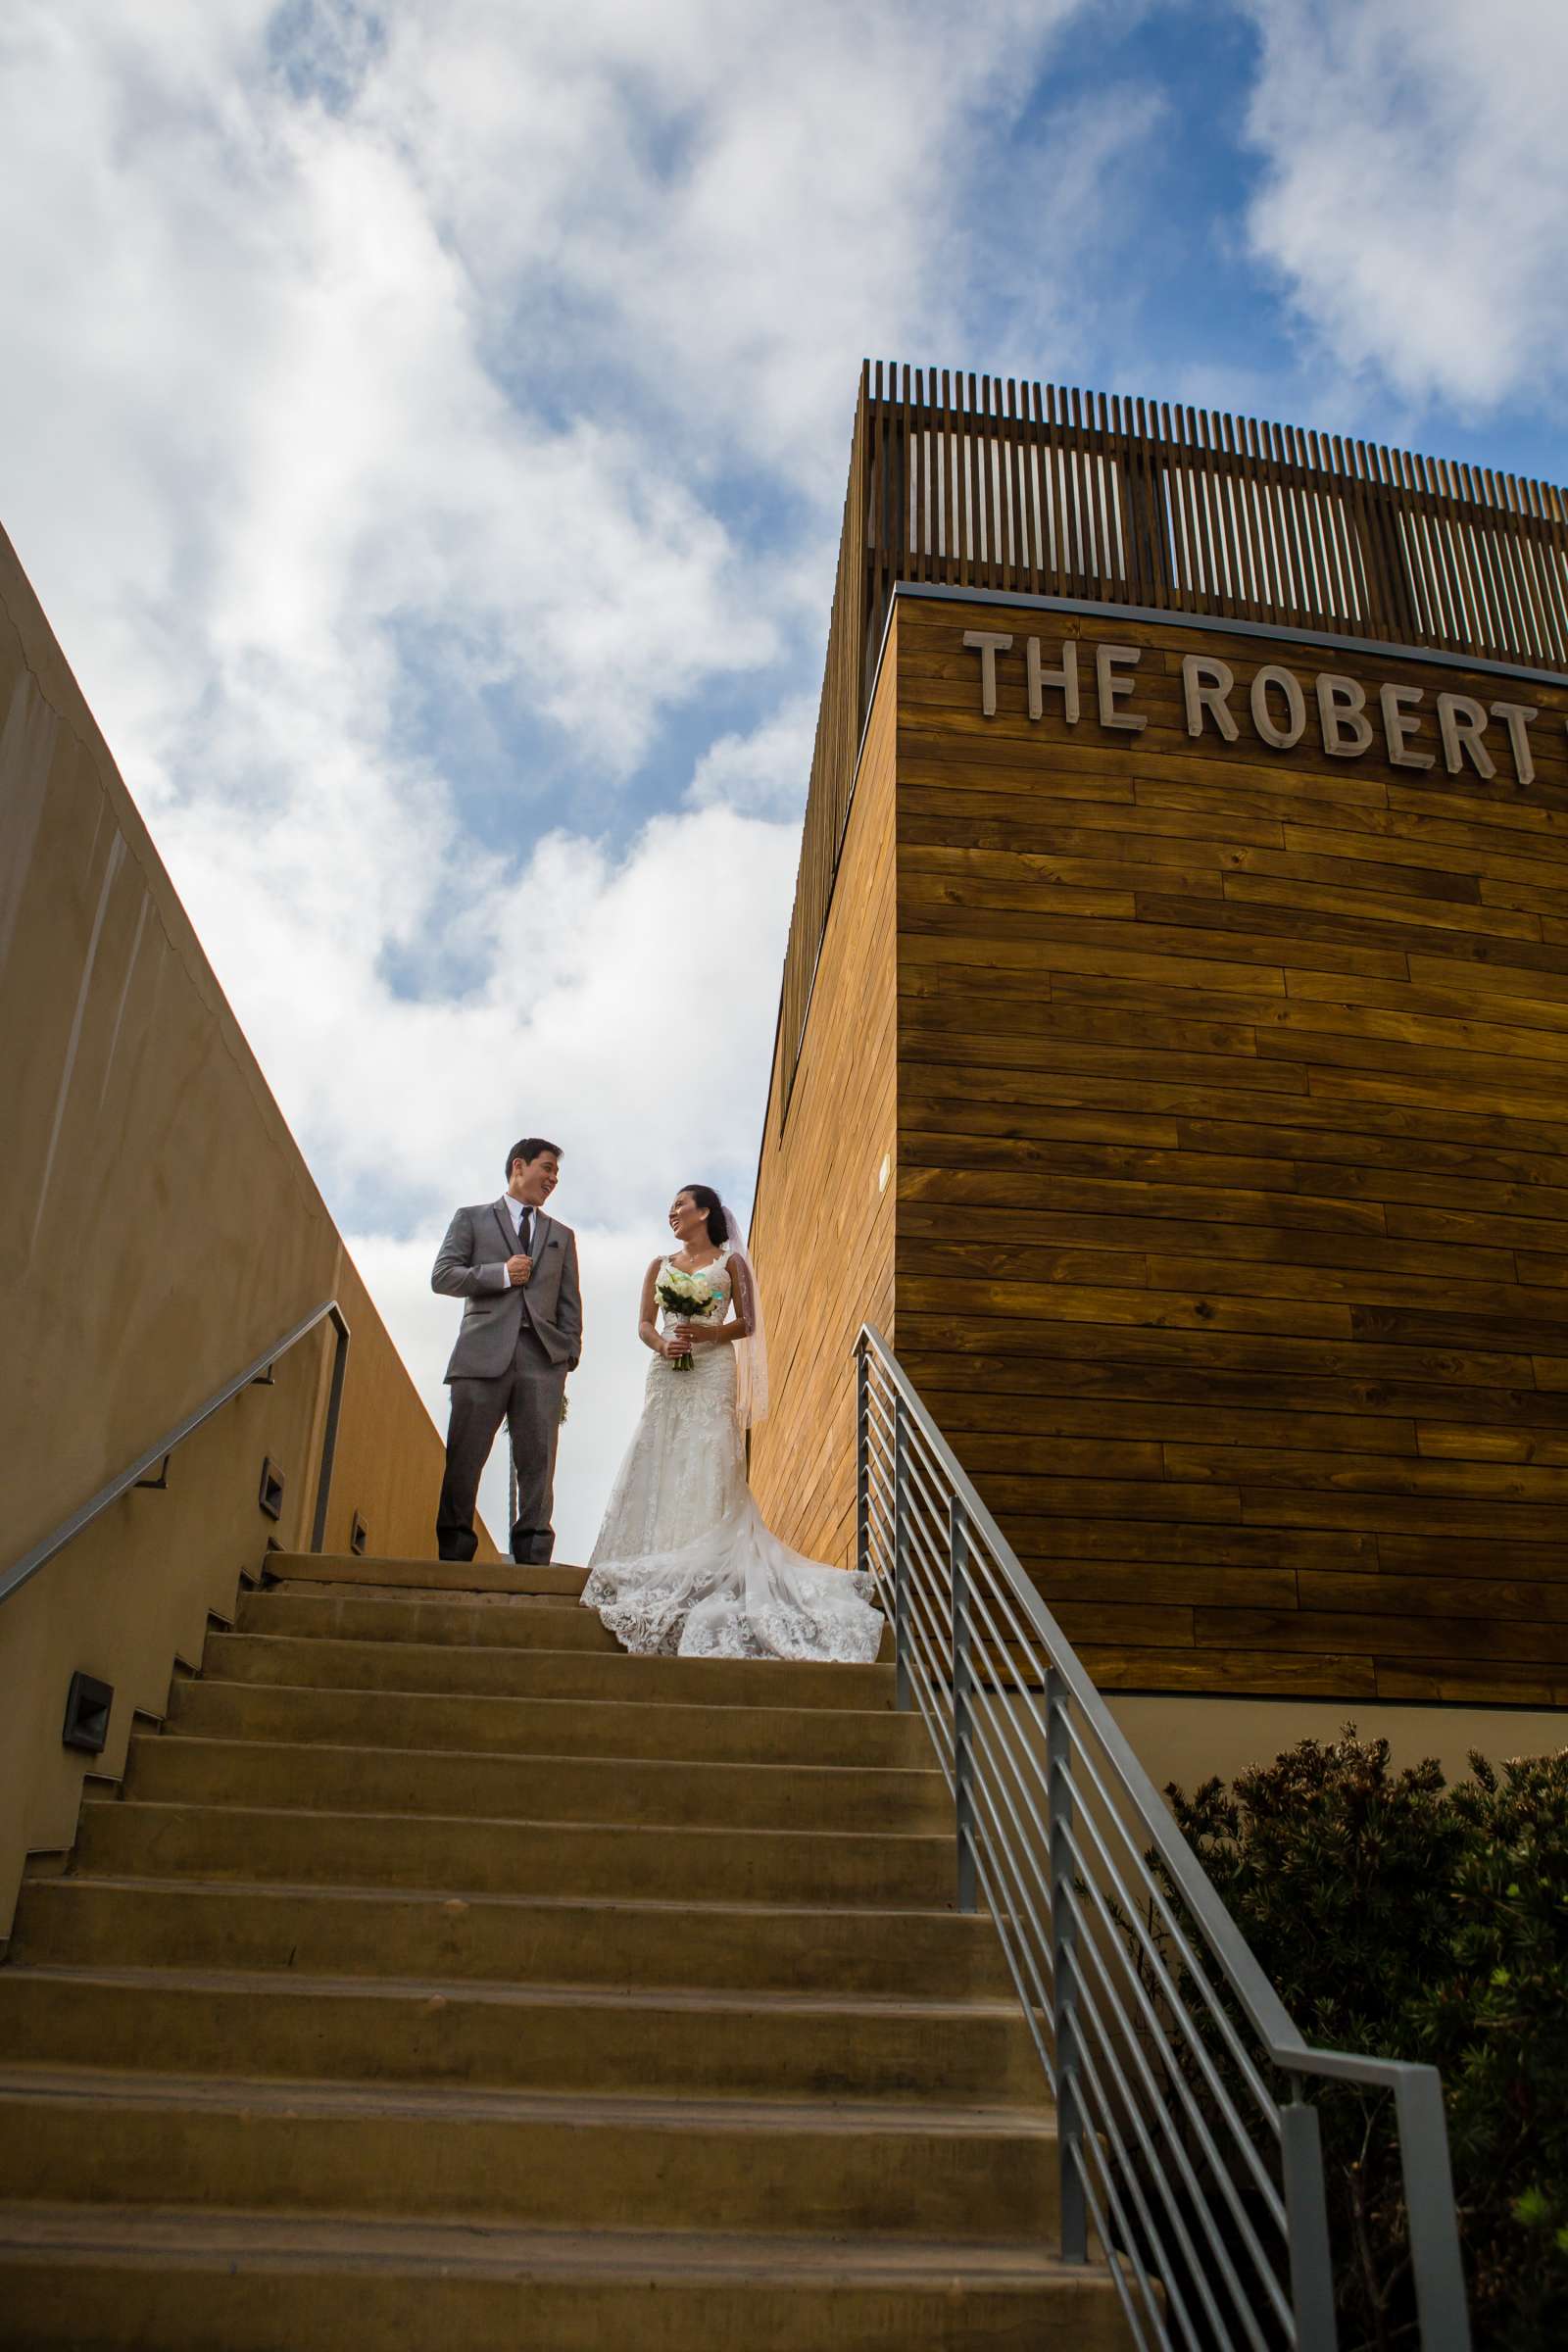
[431, 1199, 583, 1382]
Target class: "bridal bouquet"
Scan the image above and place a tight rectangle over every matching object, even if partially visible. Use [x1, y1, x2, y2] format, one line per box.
[656, 1268, 719, 1371]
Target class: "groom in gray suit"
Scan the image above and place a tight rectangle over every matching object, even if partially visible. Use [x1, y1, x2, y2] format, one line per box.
[431, 1137, 582, 1564]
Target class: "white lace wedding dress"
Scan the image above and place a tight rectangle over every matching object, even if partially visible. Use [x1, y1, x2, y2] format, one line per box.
[581, 1248, 885, 1663]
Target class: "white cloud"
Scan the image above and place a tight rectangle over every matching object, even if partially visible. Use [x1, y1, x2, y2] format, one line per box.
[687, 694, 817, 820]
[1241, 0, 1568, 413]
[335, 786, 793, 1567]
[363, 0, 1093, 480]
[157, 789, 796, 1217]
[0, 0, 1159, 1549]
[3, 15, 778, 792]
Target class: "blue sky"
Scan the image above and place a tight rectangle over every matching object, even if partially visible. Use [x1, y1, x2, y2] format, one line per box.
[3, 0, 1565, 1556]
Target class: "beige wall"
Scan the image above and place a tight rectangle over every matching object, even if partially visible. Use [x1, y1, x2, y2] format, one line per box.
[748, 621, 900, 1570]
[0, 522, 488, 1938]
[1112, 1693, 1567, 1806]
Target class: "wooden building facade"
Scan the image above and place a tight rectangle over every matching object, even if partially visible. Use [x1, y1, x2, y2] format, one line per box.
[748, 366, 1568, 1718]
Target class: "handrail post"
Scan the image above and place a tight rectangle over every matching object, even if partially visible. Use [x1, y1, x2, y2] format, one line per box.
[892, 1392, 911, 1713]
[309, 1306, 352, 1552]
[1046, 1663, 1086, 2262]
[1396, 2069, 1473, 2352]
[1281, 2091, 1339, 2352]
[951, 1493, 977, 1913]
[856, 1340, 870, 1580]
[853, 1328, 1474, 2345]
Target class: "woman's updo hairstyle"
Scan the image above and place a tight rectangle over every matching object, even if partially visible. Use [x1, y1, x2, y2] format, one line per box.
[682, 1185, 729, 1248]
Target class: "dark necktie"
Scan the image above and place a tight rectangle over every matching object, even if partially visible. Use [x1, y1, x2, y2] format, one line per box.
[516, 1207, 532, 1260]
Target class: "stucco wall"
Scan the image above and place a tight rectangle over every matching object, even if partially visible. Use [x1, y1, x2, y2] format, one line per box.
[0, 523, 485, 1937]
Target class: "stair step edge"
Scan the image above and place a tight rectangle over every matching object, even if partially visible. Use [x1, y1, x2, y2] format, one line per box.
[213, 1631, 888, 1658]
[79, 1796, 953, 1845]
[182, 1676, 907, 1724]
[138, 1733, 944, 1780]
[3, 1961, 1022, 2022]
[0, 2201, 1097, 2286]
[27, 1873, 988, 1922]
[0, 2063, 1056, 2135]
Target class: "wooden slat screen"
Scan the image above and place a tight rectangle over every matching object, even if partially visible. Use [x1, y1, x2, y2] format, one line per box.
[774, 363, 1568, 1123]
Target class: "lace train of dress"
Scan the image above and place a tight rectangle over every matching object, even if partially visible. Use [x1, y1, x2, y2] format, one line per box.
[581, 1254, 884, 1665]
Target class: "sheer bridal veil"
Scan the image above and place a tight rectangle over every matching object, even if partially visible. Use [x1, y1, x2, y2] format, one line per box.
[717, 1201, 769, 1430]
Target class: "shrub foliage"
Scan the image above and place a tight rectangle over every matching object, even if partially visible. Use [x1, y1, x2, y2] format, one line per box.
[1163, 1732, 1568, 2351]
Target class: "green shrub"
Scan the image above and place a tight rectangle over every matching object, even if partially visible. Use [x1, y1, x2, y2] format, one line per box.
[1409, 1753, 1568, 2351]
[1161, 1733, 1568, 2352]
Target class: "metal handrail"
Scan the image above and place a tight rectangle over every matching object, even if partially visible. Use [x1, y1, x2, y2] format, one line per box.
[857, 1323, 1470, 2352]
[0, 1299, 351, 1609]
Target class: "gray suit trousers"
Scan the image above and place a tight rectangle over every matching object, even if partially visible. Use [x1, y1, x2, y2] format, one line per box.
[436, 1324, 565, 1564]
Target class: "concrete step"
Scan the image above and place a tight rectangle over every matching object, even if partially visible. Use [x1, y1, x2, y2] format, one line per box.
[202, 1631, 896, 1710]
[0, 1964, 1039, 2103]
[268, 1551, 590, 1597]
[168, 1674, 929, 1766]
[125, 1731, 952, 1832]
[243, 1590, 626, 1651]
[13, 1877, 1013, 1999]
[0, 2205, 1135, 2351]
[0, 2066, 1061, 2240]
[0, 1552, 1142, 2344]
[74, 1795, 959, 1908]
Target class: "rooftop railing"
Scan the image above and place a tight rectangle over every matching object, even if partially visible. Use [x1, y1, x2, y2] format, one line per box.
[776, 364, 1568, 1115]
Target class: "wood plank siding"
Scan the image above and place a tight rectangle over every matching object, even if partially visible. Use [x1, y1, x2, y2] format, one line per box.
[751, 368, 1568, 1706]
[892, 596, 1568, 1706]
[746, 625, 899, 1570]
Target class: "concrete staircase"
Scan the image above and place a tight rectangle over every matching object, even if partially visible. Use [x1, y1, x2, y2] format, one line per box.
[0, 1552, 1132, 2348]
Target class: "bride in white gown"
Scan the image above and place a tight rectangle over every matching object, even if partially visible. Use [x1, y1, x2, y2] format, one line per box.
[580, 1186, 885, 1664]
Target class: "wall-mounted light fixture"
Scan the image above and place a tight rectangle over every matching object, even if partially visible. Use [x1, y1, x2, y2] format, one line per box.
[258, 1458, 285, 1520]
[62, 1671, 114, 1754]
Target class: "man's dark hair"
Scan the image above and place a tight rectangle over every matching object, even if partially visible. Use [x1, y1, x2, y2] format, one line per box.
[506, 1137, 564, 1176]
